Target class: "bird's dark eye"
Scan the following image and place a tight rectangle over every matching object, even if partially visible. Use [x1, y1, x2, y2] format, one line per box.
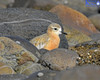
[54, 28, 57, 30]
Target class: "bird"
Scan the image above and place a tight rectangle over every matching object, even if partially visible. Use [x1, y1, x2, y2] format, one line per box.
[30, 23, 67, 50]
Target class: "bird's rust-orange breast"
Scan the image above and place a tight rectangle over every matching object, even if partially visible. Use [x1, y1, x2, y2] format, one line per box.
[44, 34, 60, 50]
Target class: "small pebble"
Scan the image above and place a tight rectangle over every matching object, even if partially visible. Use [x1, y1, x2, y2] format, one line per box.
[37, 72, 44, 77]
[16, 41, 21, 44]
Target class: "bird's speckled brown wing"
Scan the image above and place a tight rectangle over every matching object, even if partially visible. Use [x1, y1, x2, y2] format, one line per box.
[30, 34, 50, 49]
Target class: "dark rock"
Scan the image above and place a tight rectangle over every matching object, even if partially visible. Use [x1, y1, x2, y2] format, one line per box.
[24, 70, 58, 80]
[0, 0, 14, 8]
[39, 49, 49, 55]
[40, 48, 78, 70]
[6, 36, 40, 58]
[12, 0, 56, 11]
[0, 74, 27, 80]
[55, 64, 100, 80]
[12, 0, 35, 8]
[0, 8, 68, 49]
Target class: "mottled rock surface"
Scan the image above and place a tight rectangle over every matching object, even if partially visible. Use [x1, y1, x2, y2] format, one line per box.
[40, 48, 78, 70]
[15, 61, 44, 75]
[6, 36, 40, 58]
[0, 8, 68, 49]
[55, 64, 100, 80]
[0, 37, 38, 68]
[89, 14, 100, 31]
[0, 61, 15, 75]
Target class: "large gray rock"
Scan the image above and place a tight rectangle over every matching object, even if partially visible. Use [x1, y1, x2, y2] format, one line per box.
[0, 74, 27, 80]
[0, 8, 68, 49]
[24, 70, 58, 80]
[55, 64, 100, 80]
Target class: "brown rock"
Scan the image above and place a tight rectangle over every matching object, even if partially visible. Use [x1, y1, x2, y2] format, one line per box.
[50, 4, 100, 46]
[40, 48, 78, 70]
[0, 62, 15, 75]
[0, 37, 38, 68]
[89, 14, 100, 31]
[50, 4, 99, 35]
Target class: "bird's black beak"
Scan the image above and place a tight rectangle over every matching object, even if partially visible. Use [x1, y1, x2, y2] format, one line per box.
[62, 31, 67, 35]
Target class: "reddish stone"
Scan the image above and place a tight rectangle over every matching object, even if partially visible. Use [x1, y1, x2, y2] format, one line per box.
[50, 5, 99, 35]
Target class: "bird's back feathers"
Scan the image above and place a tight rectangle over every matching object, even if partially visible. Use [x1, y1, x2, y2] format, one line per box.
[30, 34, 50, 49]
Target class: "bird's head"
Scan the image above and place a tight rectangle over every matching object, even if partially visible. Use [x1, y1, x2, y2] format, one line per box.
[47, 23, 67, 35]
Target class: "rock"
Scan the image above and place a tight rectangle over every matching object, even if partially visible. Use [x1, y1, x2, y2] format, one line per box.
[89, 33, 100, 40]
[12, 0, 56, 11]
[55, 64, 100, 80]
[0, 74, 27, 80]
[12, 0, 35, 8]
[39, 49, 49, 56]
[50, 4, 99, 46]
[64, 0, 98, 16]
[0, 0, 14, 8]
[40, 48, 78, 70]
[0, 8, 68, 49]
[0, 37, 38, 68]
[15, 61, 44, 75]
[70, 39, 100, 65]
[89, 14, 100, 31]
[50, 5, 99, 35]
[6, 36, 40, 58]
[0, 61, 15, 75]
[24, 70, 58, 80]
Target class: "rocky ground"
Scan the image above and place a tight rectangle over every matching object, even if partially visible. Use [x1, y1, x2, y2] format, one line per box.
[0, 0, 100, 80]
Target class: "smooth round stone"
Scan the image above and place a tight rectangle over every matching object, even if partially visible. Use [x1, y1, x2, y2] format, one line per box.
[40, 48, 78, 70]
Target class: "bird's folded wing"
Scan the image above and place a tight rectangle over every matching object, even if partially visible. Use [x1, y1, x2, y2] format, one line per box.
[30, 34, 49, 49]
